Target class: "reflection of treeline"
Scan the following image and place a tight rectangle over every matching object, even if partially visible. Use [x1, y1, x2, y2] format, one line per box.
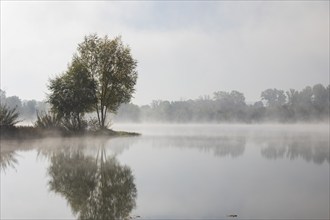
[146, 136, 246, 158]
[260, 135, 329, 164]
[146, 133, 329, 164]
[115, 84, 329, 123]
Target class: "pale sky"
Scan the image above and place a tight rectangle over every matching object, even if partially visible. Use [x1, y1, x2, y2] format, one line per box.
[1, 1, 329, 105]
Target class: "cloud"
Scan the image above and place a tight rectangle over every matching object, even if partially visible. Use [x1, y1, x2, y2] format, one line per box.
[1, 1, 328, 104]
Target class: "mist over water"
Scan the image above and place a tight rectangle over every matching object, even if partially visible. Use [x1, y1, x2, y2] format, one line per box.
[113, 123, 329, 137]
[1, 1, 328, 219]
[1, 124, 329, 219]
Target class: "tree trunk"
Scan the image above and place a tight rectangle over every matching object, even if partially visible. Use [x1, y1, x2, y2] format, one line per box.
[100, 107, 104, 128]
[96, 105, 101, 128]
[77, 113, 81, 130]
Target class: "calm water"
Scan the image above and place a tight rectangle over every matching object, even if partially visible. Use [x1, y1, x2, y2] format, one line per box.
[1, 124, 329, 219]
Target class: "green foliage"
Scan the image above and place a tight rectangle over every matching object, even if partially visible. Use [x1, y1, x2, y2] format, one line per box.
[35, 111, 88, 133]
[48, 58, 97, 130]
[86, 117, 100, 132]
[35, 112, 62, 129]
[48, 34, 138, 130]
[62, 116, 88, 132]
[76, 34, 138, 128]
[0, 104, 20, 128]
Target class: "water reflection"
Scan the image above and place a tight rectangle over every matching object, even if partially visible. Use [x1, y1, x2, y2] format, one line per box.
[48, 146, 137, 220]
[151, 136, 246, 158]
[0, 150, 18, 171]
[260, 135, 329, 164]
[1, 126, 329, 219]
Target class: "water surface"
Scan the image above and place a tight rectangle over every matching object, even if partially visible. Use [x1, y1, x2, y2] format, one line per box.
[1, 124, 329, 219]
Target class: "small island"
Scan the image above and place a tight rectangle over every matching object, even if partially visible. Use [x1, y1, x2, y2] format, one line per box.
[0, 34, 139, 139]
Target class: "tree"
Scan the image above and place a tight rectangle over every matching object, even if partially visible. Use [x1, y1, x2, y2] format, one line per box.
[213, 90, 245, 107]
[115, 103, 141, 122]
[4, 96, 22, 114]
[0, 89, 6, 105]
[261, 88, 286, 107]
[48, 59, 97, 130]
[327, 85, 330, 103]
[286, 89, 299, 106]
[213, 90, 246, 121]
[295, 86, 313, 120]
[76, 34, 138, 128]
[22, 100, 37, 118]
[312, 84, 329, 116]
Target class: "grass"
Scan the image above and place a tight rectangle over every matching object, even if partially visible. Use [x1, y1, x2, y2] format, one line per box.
[0, 107, 140, 140]
[0, 125, 140, 140]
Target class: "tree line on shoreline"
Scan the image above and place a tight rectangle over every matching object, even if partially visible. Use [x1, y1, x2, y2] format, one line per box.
[2, 83, 328, 125]
[114, 83, 329, 123]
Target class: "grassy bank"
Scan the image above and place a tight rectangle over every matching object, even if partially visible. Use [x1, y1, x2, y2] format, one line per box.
[0, 126, 140, 140]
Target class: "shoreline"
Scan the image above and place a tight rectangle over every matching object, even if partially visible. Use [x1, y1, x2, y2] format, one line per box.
[0, 126, 140, 140]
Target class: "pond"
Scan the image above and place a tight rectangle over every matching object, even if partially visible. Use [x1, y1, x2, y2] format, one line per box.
[1, 124, 329, 219]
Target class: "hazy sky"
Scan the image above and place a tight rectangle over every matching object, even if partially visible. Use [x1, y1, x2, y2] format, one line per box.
[1, 1, 329, 105]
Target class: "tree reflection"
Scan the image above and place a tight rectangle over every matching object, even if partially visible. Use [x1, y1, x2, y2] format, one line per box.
[260, 135, 329, 164]
[212, 137, 245, 158]
[0, 150, 18, 171]
[48, 146, 137, 220]
[151, 136, 246, 158]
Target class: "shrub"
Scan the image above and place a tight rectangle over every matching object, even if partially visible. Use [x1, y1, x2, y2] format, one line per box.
[0, 104, 20, 128]
[35, 111, 62, 129]
[62, 116, 87, 133]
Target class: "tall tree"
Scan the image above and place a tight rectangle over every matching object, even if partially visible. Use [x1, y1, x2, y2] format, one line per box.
[76, 34, 138, 128]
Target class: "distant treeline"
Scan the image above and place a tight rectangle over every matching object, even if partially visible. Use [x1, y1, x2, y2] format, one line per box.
[0, 89, 49, 122]
[114, 84, 329, 123]
[1, 84, 329, 124]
